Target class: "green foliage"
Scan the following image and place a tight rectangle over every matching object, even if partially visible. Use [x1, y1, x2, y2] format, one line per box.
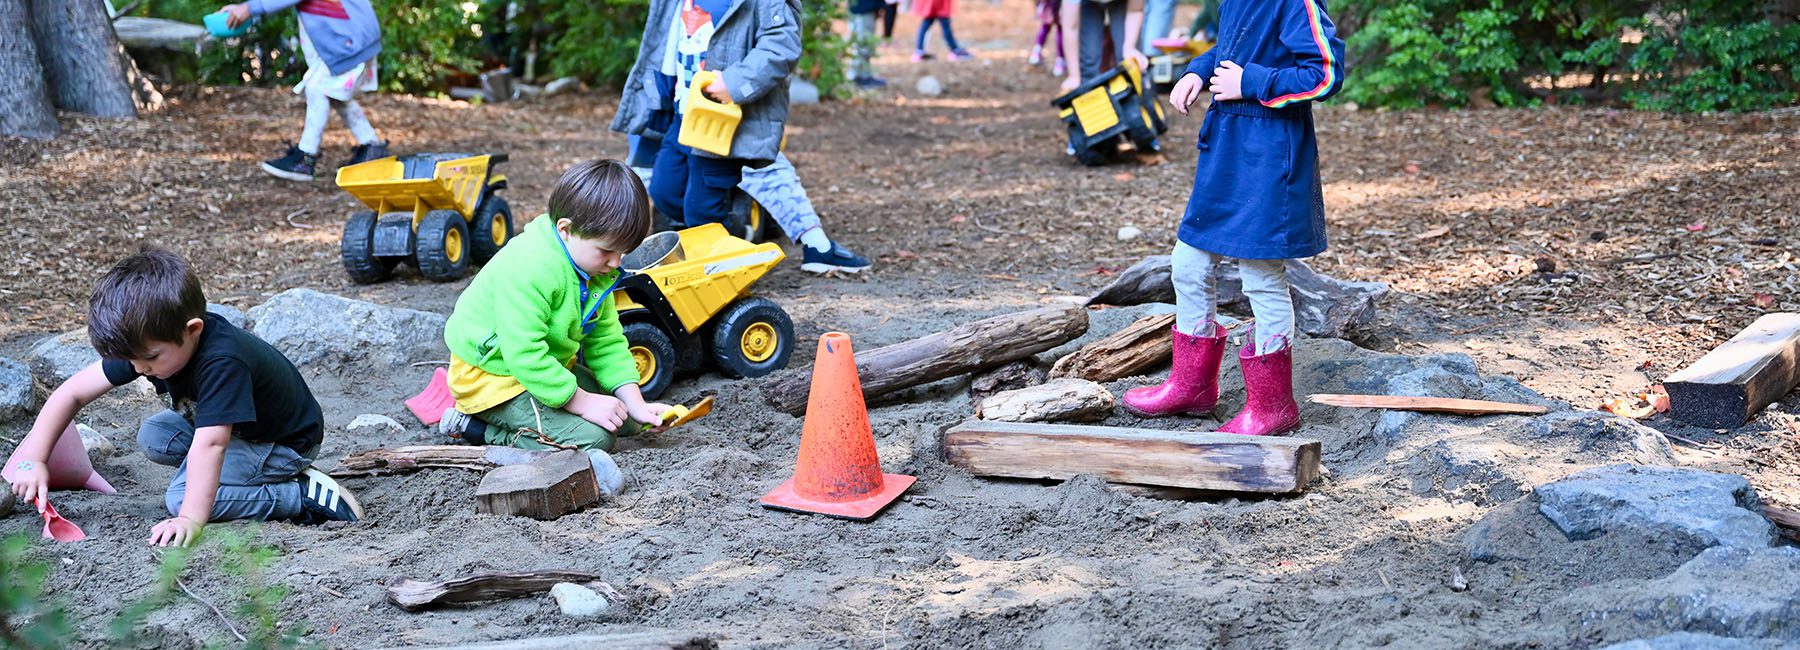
[0, 530, 303, 649]
[1337, 0, 1800, 112]
[540, 0, 654, 86]
[796, 0, 851, 99]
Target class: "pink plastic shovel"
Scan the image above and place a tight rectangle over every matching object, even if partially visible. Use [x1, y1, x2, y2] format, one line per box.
[405, 367, 454, 427]
[37, 498, 86, 543]
[2, 424, 116, 494]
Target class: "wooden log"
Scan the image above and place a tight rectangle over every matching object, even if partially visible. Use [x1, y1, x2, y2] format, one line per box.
[943, 420, 1321, 494]
[1086, 256, 1388, 339]
[474, 450, 598, 520]
[111, 17, 204, 51]
[372, 631, 716, 650]
[1050, 312, 1175, 382]
[968, 360, 1048, 406]
[1306, 394, 1549, 416]
[330, 445, 550, 477]
[1764, 505, 1800, 541]
[977, 378, 1115, 423]
[386, 570, 610, 611]
[1665, 313, 1800, 429]
[761, 304, 1089, 415]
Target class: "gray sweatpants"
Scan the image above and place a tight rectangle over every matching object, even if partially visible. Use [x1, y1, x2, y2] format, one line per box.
[1173, 241, 1295, 353]
[850, 12, 878, 79]
[139, 410, 313, 521]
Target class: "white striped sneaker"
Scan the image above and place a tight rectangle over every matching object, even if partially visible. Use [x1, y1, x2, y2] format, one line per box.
[297, 467, 364, 524]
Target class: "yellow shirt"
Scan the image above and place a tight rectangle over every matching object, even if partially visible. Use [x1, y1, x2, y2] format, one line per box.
[449, 352, 539, 414]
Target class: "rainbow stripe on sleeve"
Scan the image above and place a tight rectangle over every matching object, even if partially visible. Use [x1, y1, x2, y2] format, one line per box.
[1262, 0, 1335, 109]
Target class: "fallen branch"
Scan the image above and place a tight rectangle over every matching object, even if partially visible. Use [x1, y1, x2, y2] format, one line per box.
[387, 571, 611, 611]
[1306, 394, 1548, 416]
[177, 577, 247, 643]
[284, 209, 314, 229]
[1049, 312, 1175, 382]
[331, 445, 551, 477]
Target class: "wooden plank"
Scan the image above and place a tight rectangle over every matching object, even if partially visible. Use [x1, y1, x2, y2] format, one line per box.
[1665, 313, 1800, 429]
[1306, 394, 1548, 416]
[474, 450, 598, 520]
[760, 304, 1089, 415]
[943, 420, 1321, 494]
[386, 570, 613, 611]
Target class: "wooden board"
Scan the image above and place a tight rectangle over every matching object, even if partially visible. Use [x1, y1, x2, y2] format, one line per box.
[474, 450, 598, 520]
[1306, 394, 1549, 416]
[1050, 312, 1175, 382]
[1665, 313, 1800, 429]
[943, 420, 1321, 494]
[386, 570, 609, 611]
[761, 304, 1088, 415]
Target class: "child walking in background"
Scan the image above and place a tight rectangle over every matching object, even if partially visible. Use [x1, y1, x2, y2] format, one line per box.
[849, 0, 889, 87]
[1121, 0, 1345, 436]
[1031, 0, 1066, 77]
[911, 0, 972, 62]
[221, 0, 389, 182]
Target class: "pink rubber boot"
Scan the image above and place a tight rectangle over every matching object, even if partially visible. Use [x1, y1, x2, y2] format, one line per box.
[1219, 338, 1301, 436]
[1121, 324, 1228, 417]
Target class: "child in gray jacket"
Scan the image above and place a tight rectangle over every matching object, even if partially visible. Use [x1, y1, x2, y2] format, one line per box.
[221, 0, 389, 181]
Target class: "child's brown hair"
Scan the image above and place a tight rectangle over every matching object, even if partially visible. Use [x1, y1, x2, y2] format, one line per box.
[87, 247, 206, 359]
[548, 159, 653, 252]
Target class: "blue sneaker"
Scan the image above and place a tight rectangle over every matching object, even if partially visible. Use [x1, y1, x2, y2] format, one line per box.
[854, 76, 889, 88]
[801, 241, 872, 275]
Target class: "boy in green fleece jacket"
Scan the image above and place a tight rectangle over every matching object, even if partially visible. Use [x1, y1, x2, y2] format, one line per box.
[440, 160, 670, 493]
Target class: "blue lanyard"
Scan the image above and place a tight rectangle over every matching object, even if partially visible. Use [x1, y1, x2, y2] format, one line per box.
[555, 231, 622, 335]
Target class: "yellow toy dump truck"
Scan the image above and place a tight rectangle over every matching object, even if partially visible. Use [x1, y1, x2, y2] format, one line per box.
[1051, 60, 1168, 167]
[615, 223, 794, 399]
[336, 153, 512, 283]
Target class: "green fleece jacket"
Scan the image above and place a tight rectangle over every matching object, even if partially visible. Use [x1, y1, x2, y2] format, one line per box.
[444, 216, 639, 408]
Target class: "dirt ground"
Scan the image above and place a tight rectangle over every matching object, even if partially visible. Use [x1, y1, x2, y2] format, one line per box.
[3, 0, 1799, 646]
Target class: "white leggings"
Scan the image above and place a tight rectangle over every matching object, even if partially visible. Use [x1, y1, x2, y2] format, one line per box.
[300, 90, 377, 155]
[1172, 241, 1294, 354]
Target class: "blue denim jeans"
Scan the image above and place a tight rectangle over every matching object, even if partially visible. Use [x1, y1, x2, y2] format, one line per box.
[1140, 0, 1176, 54]
[649, 118, 747, 228]
[138, 410, 313, 521]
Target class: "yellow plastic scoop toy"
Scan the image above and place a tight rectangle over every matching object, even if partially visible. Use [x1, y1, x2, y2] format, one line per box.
[658, 396, 715, 429]
[679, 70, 741, 157]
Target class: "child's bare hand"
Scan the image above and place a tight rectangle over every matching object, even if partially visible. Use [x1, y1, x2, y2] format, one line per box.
[221, 3, 250, 27]
[1124, 47, 1150, 73]
[1209, 61, 1245, 101]
[628, 402, 673, 433]
[1170, 73, 1204, 115]
[8, 461, 50, 508]
[148, 516, 203, 547]
[569, 391, 628, 430]
[703, 77, 732, 103]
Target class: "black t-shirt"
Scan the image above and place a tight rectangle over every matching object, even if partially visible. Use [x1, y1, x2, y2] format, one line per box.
[102, 313, 324, 453]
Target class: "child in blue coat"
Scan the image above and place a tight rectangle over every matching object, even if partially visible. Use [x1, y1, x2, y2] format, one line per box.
[1121, 0, 1344, 437]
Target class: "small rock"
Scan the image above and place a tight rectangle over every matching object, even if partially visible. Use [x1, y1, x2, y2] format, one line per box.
[27, 329, 98, 387]
[246, 289, 448, 369]
[1116, 226, 1142, 241]
[1536, 464, 1773, 553]
[789, 78, 820, 105]
[346, 414, 404, 434]
[0, 357, 35, 421]
[916, 75, 943, 96]
[76, 424, 118, 459]
[1449, 567, 1467, 592]
[586, 449, 625, 497]
[543, 76, 582, 96]
[550, 582, 609, 618]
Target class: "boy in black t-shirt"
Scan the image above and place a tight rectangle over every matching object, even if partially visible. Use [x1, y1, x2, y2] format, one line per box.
[6, 249, 362, 547]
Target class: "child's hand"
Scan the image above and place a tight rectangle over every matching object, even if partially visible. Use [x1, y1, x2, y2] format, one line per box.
[8, 460, 50, 508]
[703, 77, 732, 103]
[628, 402, 672, 429]
[148, 516, 203, 547]
[1209, 61, 1245, 101]
[1124, 47, 1150, 74]
[221, 3, 250, 28]
[568, 390, 628, 431]
[1170, 73, 1204, 115]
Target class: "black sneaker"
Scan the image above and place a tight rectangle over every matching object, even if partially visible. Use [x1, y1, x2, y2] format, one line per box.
[261, 144, 318, 182]
[347, 140, 390, 165]
[800, 240, 872, 275]
[293, 467, 363, 524]
[438, 407, 487, 445]
[853, 76, 889, 89]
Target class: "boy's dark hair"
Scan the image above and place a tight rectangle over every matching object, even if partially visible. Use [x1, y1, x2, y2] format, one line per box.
[88, 247, 207, 359]
[547, 159, 652, 251]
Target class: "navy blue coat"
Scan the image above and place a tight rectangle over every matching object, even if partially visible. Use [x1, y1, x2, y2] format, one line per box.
[1179, 0, 1345, 260]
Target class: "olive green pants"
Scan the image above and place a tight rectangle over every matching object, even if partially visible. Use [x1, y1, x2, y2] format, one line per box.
[475, 365, 646, 453]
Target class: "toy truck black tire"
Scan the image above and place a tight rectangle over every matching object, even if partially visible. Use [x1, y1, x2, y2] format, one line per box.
[710, 297, 794, 379]
[417, 209, 472, 281]
[342, 210, 398, 284]
[471, 194, 514, 265]
[623, 321, 677, 400]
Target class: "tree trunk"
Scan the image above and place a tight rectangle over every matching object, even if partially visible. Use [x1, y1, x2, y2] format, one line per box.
[0, 0, 58, 138]
[30, 0, 138, 118]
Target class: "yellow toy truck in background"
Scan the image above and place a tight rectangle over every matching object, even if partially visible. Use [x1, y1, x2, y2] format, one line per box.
[1051, 60, 1168, 167]
[336, 153, 513, 283]
[614, 224, 794, 399]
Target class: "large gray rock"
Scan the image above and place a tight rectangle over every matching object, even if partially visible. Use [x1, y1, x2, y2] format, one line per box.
[1527, 411, 1677, 466]
[1565, 547, 1800, 644]
[0, 357, 35, 421]
[1537, 464, 1773, 553]
[27, 329, 98, 387]
[1597, 633, 1761, 650]
[246, 289, 448, 369]
[208, 302, 247, 329]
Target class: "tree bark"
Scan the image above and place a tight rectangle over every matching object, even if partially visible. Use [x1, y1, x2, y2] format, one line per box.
[1049, 312, 1177, 383]
[761, 304, 1090, 415]
[30, 0, 138, 118]
[0, 0, 58, 138]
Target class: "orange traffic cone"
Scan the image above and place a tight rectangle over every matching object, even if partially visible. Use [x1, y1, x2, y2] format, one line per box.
[761, 332, 915, 521]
